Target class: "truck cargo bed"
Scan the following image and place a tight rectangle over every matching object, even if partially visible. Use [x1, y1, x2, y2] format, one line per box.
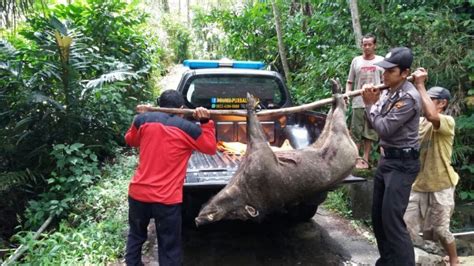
[185, 150, 365, 189]
[185, 151, 243, 188]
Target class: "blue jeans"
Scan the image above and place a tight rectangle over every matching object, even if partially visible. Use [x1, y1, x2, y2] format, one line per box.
[125, 196, 182, 266]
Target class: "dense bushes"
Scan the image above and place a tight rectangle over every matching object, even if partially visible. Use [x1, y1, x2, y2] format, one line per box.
[161, 15, 192, 63]
[0, 0, 162, 233]
[10, 151, 134, 264]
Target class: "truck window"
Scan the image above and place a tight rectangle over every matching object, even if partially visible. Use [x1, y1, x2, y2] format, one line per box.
[184, 76, 285, 109]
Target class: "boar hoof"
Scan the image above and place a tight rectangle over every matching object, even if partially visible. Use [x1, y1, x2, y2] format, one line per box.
[246, 93, 260, 110]
[245, 205, 259, 217]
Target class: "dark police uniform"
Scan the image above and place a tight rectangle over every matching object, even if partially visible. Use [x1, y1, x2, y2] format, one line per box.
[366, 80, 421, 266]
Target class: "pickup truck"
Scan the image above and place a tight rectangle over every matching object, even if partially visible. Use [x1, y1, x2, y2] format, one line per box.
[178, 59, 363, 223]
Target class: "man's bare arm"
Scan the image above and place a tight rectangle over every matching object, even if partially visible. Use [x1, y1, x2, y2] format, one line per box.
[413, 68, 440, 129]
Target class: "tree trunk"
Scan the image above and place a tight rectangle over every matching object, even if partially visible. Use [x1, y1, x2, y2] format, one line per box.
[349, 0, 362, 47]
[290, 0, 298, 15]
[303, 1, 313, 16]
[162, 0, 170, 13]
[187, 0, 191, 26]
[271, 0, 291, 84]
[1, 0, 36, 29]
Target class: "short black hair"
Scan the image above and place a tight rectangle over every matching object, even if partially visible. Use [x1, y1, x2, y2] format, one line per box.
[362, 33, 377, 44]
[157, 90, 184, 108]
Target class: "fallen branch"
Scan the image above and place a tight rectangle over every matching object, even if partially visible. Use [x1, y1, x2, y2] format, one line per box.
[2, 215, 54, 266]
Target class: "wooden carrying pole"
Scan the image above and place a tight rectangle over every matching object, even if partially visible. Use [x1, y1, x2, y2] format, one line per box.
[143, 77, 413, 117]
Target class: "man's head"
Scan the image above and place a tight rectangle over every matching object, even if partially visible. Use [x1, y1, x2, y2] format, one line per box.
[375, 47, 413, 88]
[361, 33, 377, 58]
[157, 90, 184, 108]
[427, 86, 451, 111]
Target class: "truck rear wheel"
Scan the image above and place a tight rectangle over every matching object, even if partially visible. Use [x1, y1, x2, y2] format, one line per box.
[285, 192, 328, 222]
[286, 203, 319, 222]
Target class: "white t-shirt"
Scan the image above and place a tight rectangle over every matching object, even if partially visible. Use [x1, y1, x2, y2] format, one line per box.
[347, 55, 384, 108]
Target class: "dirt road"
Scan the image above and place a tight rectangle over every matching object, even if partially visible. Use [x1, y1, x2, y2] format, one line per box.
[159, 65, 187, 91]
[139, 207, 379, 266]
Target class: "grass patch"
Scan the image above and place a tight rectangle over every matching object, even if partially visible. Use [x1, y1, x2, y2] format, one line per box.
[323, 187, 375, 243]
[323, 188, 352, 218]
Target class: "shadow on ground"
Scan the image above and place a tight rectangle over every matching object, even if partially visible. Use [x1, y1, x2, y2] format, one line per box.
[182, 219, 346, 266]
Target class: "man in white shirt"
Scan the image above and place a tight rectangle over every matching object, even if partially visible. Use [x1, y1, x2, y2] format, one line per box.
[346, 33, 384, 169]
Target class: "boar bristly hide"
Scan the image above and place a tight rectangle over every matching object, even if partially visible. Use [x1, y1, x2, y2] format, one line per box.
[195, 79, 358, 226]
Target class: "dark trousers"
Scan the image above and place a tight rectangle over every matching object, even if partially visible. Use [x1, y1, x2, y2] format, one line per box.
[372, 157, 420, 266]
[125, 196, 182, 266]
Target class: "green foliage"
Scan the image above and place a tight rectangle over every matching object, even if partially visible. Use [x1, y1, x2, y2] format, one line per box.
[221, 3, 277, 63]
[9, 151, 134, 264]
[0, 170, 40, 192]
[359, 1, 472, 105]
[14, 219, 126, 264]
[191, 1, 356, 104]
[0, 0, 159, 201]
[161, 15, 192, 63]
[1, 0, 168, 256]
[191, 0, 472, 105]
[191, 8, 227, 59]
[324, 187, 373, 231]
[453, 114, 474, 201]
[292, 45, 356, 104]
[459, 190, 474, 201]
[23, 143, 100, 228]
[323, 188, 352, 218]
[192, 2, 277, 62]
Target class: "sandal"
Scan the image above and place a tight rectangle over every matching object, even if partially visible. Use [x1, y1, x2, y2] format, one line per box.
[355, 157, 370, 169]
[444, 256, 461, 265]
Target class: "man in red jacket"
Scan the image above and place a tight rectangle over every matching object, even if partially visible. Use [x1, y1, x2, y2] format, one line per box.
[124, 90, 216, 266]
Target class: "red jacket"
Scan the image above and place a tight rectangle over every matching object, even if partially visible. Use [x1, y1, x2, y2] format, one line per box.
[125, 112, 216, 204]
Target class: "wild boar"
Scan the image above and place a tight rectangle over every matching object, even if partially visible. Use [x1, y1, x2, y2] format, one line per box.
[195, 80, 358, 226]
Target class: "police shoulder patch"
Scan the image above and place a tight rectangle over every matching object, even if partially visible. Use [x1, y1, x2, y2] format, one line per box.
[394, 101, 405, 109]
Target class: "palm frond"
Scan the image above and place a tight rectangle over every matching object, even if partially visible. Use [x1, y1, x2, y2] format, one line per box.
[84, 68, 139, 89]
[30, 91, 66, 111]
[0, 40, 23, 79]
[0, 169, 40, 192]
[0, 39, 21, 58]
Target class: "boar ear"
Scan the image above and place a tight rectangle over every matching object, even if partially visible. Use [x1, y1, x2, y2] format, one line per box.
[245, 205, 259, 217]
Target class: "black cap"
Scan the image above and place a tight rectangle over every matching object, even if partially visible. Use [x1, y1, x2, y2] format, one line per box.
[375, 47, 413, 70]
[427, 86, 451, 100]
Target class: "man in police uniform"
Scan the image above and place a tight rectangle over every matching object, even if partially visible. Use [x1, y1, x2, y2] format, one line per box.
[362, 47, 422, 266]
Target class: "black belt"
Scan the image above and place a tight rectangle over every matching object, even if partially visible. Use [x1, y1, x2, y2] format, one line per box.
[382, 147, 419, 160]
